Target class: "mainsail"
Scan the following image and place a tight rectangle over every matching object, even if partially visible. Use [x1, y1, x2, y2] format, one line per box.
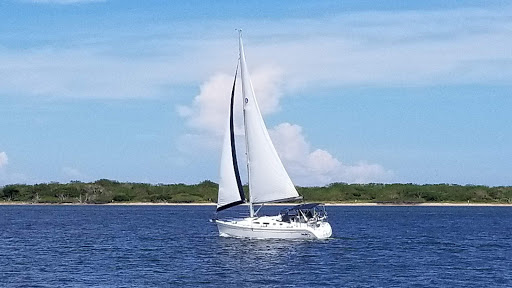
[217, 67, 244, 212]
[217, 32, 300, 213]
[238, 33, 300, 204]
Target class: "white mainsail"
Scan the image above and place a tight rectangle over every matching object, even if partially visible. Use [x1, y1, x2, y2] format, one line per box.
[238, 34, 300, 204]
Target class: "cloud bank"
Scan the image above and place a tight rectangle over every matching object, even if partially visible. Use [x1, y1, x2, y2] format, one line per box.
[0, 48, 178, 99]
[1, 6, 510, 99]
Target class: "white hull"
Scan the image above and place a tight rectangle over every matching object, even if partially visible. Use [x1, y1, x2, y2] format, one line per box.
[216, 216, 332, 240]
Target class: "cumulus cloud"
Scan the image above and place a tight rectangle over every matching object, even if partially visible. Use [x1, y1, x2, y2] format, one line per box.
[178, 68, 393, 186]
[178, 73, 234, 135]
[269, 123, 393, 186]
[0, 152, 8, 169]
[178, 66, 283, 136]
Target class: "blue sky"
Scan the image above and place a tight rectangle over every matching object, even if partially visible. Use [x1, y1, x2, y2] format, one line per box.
[0, 0, 511, 186]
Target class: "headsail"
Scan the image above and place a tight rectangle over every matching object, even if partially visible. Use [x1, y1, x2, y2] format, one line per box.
[217, 65, 244, 212]
[239, 33, 300, 204]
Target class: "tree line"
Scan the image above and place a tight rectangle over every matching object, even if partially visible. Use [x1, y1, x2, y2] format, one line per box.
[1, 179, 511, 204]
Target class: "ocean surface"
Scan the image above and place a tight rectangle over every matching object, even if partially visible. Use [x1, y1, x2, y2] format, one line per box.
[1, 205, 511, 287]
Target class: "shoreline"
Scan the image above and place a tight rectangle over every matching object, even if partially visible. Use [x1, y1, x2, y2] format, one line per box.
[1, 201, 512, 207]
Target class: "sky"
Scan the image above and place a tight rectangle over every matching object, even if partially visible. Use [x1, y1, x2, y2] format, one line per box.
[0, 0, 511, 187]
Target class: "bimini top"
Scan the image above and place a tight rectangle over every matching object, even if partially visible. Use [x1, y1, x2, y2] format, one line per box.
[283, 203, 321, 212]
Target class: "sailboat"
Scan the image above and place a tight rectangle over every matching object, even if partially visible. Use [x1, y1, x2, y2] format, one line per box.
[214, 31, 332, 239]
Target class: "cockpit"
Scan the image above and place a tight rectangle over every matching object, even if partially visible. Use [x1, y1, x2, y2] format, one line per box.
[279, 203, 328, 223]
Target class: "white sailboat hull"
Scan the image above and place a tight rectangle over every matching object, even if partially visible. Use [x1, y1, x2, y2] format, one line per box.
[216, 216, 332, 240]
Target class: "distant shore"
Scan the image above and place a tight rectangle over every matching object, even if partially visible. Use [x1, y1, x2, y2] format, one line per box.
[1, 201, 512, 206]
[3, 181, 511, 206]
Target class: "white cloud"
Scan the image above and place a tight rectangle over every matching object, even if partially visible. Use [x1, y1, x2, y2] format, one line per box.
[246, 10, 512, 91]
[178, 66, 283, 136]
[0, 152, 8, 169]
[171, 7, 512, 93]
[269, 123, 393, 186]
[178, 73, 234, 135]
[178, 67, 393, 186]
[0, 48, 178, 99]
[2, 6, 510, 99]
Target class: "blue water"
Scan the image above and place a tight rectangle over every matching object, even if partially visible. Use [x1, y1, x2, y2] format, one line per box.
[1, 205, 511, 287]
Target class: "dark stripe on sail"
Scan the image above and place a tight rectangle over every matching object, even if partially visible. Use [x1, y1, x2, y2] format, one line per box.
[217, 199, 244, 212]
[229, 63, 245, 203]
[217, 62, 244, 212]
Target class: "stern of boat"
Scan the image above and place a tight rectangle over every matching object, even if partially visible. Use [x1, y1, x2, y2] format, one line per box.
[309, 221, 332, 239]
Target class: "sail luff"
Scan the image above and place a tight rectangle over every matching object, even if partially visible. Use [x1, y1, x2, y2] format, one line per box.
[238, 32, 300, 205]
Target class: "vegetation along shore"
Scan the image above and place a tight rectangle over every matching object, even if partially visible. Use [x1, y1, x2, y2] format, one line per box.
[1, 179, 511, 205]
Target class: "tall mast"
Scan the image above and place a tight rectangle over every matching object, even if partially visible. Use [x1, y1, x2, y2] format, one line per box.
[238, 30, 255, 218]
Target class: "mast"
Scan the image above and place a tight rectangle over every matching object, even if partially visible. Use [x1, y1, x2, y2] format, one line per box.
[238, 30, 255, 218]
